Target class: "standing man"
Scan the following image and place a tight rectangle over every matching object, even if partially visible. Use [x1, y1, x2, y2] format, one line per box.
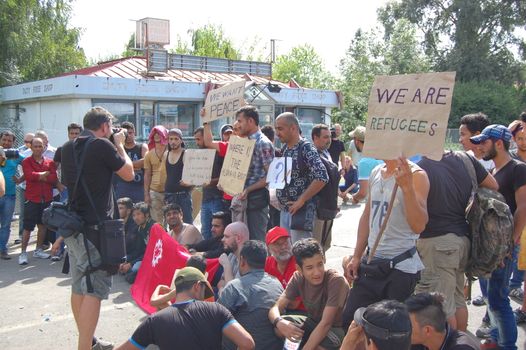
[14, 133, 33, 244]
[19, 137, 58, 264]
[416, 151, 497, 331]
[0, 131, 25, 259]
[342, 157, 429, 330]
[311, 124, 337, 252]
[459, 113, 494, 171]
[470, 124, 526, 350]
[164, 128, 193, 223]
[143, 126, 168, 224]
[274, 112, 328, 242]
[235, 106, 275, 241]
[61, 106, 134, 350]
[348, 126, 365, 167]
[54, 123, 82, 202]
[194, 126, 224, 239]
[218, 240, 284, 350]
[114, 122, 148, 203]
[327, 124, 345, 167]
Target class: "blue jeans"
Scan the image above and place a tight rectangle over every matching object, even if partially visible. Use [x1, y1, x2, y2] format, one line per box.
[280, 210, 312, 243]
[509, 245, 524, 290]
[201, 198, 223, 240]
[164, 191, 193, 224]
[0, 195, 16, 252]
[488, 258, 517, 350]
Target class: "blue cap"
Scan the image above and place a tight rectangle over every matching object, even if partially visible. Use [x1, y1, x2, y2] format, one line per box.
[470, 124, 512, 144]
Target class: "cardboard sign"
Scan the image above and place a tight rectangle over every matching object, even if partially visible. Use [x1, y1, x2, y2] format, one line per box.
[218, 136, 255, 196]
[267, 157, 292, 189]
[203, 80, 246, 123]
[181, 149, 217, 186]
[362, 71, 456, 161]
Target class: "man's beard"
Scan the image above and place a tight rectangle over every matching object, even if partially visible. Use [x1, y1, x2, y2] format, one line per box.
[224, 241, 238, 254]
[273, 251, 292, 262]
[483, 143, 497, 161]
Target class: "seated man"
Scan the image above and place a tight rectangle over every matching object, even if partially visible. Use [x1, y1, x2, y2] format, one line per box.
[268, 238, 350, 350]
[406, 293, 480, 350]
[150, 255, 213, 310]
[264, 226, 304, 310]
[117, 197, 138, 236]
[218, 240, 284, 350]
[119, 202, 153, 284]
[115, 267, 255, 350]
[164, 203, 202, 245]
[188, 211, 230, 258]
[341, 300, 412, 350]
[219, 221, 250, 288]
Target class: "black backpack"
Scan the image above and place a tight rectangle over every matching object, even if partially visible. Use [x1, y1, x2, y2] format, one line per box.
[296, 141, 340, 220]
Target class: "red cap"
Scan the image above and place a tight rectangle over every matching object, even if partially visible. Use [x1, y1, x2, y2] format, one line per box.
[266, 226, 290, 245]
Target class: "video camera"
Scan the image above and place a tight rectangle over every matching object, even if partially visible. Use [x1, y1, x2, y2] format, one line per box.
[0, 146, 20, 159]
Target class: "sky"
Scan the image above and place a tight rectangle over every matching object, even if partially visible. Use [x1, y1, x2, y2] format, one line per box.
[70, 0, 390, 74]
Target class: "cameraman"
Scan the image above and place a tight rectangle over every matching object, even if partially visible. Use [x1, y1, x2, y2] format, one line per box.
[0, 131, 25, 260]
[61, 107, 134, 350]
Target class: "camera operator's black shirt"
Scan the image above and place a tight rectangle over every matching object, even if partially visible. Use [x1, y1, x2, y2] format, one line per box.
[61, 131, 125, 225]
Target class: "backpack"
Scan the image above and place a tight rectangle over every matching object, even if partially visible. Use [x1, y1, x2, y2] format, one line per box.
[296, 141, 340, 221]
[457, 152, 513, 279]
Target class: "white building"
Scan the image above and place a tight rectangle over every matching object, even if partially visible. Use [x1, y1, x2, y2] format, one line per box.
[0, 54, 341, 146]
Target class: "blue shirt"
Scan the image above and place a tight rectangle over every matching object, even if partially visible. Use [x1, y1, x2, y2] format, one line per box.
[358, 157, 383, 181]
[245, 130, 274, 188]
[1, 156, 24, 196]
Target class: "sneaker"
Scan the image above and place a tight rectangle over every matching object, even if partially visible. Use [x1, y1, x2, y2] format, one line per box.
[92, 338, 114, 350]
[509, 287, 524, 301]
[514, 308, 526, 324]
[472, 295, 486, 306]
[1, 251, 11, 260]
[33, 248, 51, 259]
[51, 253, 63, 262]
[41, 242, 50, 251]
[14, 239, 21, 244]
[476, 323, 492, 339]
[18, 252, 28, 265]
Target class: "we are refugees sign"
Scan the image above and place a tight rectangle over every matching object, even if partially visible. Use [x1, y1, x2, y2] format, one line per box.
[202, 80, 246, 123]
[362, 71, 456, 161]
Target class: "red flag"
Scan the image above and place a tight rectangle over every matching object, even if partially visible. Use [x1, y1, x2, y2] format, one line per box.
[130, 224, 220, 314]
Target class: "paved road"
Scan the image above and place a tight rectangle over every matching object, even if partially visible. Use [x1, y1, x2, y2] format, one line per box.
[0, 204, 524, 349]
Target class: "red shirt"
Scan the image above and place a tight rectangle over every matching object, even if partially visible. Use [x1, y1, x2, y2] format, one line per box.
[22, 156, 58, 203]
[265, 256, 305, 310]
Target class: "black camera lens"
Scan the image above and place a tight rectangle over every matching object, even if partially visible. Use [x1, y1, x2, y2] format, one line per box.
[4, 149, 20, 159]
[109, 128, 128, 143]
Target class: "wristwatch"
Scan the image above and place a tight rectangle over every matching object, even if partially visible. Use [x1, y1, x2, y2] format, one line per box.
[272, 316, 283, 328]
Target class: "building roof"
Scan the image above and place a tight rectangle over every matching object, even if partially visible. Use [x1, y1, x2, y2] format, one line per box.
[61, 56, 291, 89]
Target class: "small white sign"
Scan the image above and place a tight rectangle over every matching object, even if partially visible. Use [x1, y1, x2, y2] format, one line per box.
[267, 157, 292, 189]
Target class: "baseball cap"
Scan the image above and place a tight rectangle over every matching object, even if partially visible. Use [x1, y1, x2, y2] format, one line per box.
[354, 306, 411, 340]
[348, 126, 366, 141]
[221, 124, 234, 134]
[470, 124, 512, 144]
[265, 226, 290, 245]
[174, 267, 214, 299]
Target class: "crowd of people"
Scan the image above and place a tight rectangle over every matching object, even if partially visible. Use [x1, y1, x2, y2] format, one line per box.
[1, 105, 526, 350]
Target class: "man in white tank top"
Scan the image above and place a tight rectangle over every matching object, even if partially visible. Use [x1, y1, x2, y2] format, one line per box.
[342, 157, 430, 330]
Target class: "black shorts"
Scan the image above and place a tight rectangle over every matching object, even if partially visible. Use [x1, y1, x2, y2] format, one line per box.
[23, 201, 51, 231]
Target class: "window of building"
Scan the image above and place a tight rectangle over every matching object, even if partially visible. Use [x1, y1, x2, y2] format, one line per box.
[92, 100, 137, 127]
[158, 103, 196, 137]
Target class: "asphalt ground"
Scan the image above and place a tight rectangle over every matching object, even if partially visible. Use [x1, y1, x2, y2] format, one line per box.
[0, 204, 525, 349]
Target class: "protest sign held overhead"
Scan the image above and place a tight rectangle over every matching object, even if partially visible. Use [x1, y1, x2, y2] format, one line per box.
[218, 136, 255, 196]
[202, 80, 247, 123]
[362, 71, 456, 161]
[181, 149, 217, 186]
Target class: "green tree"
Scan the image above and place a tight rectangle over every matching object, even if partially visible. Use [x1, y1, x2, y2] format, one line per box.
[122, 33, 137, 58]
[450, 81, 526, 127]
[0, 0, 86, 86]
[272, 44, 334, 89]
[378, 0, 526, 84]
[172, 24, 240, 60]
